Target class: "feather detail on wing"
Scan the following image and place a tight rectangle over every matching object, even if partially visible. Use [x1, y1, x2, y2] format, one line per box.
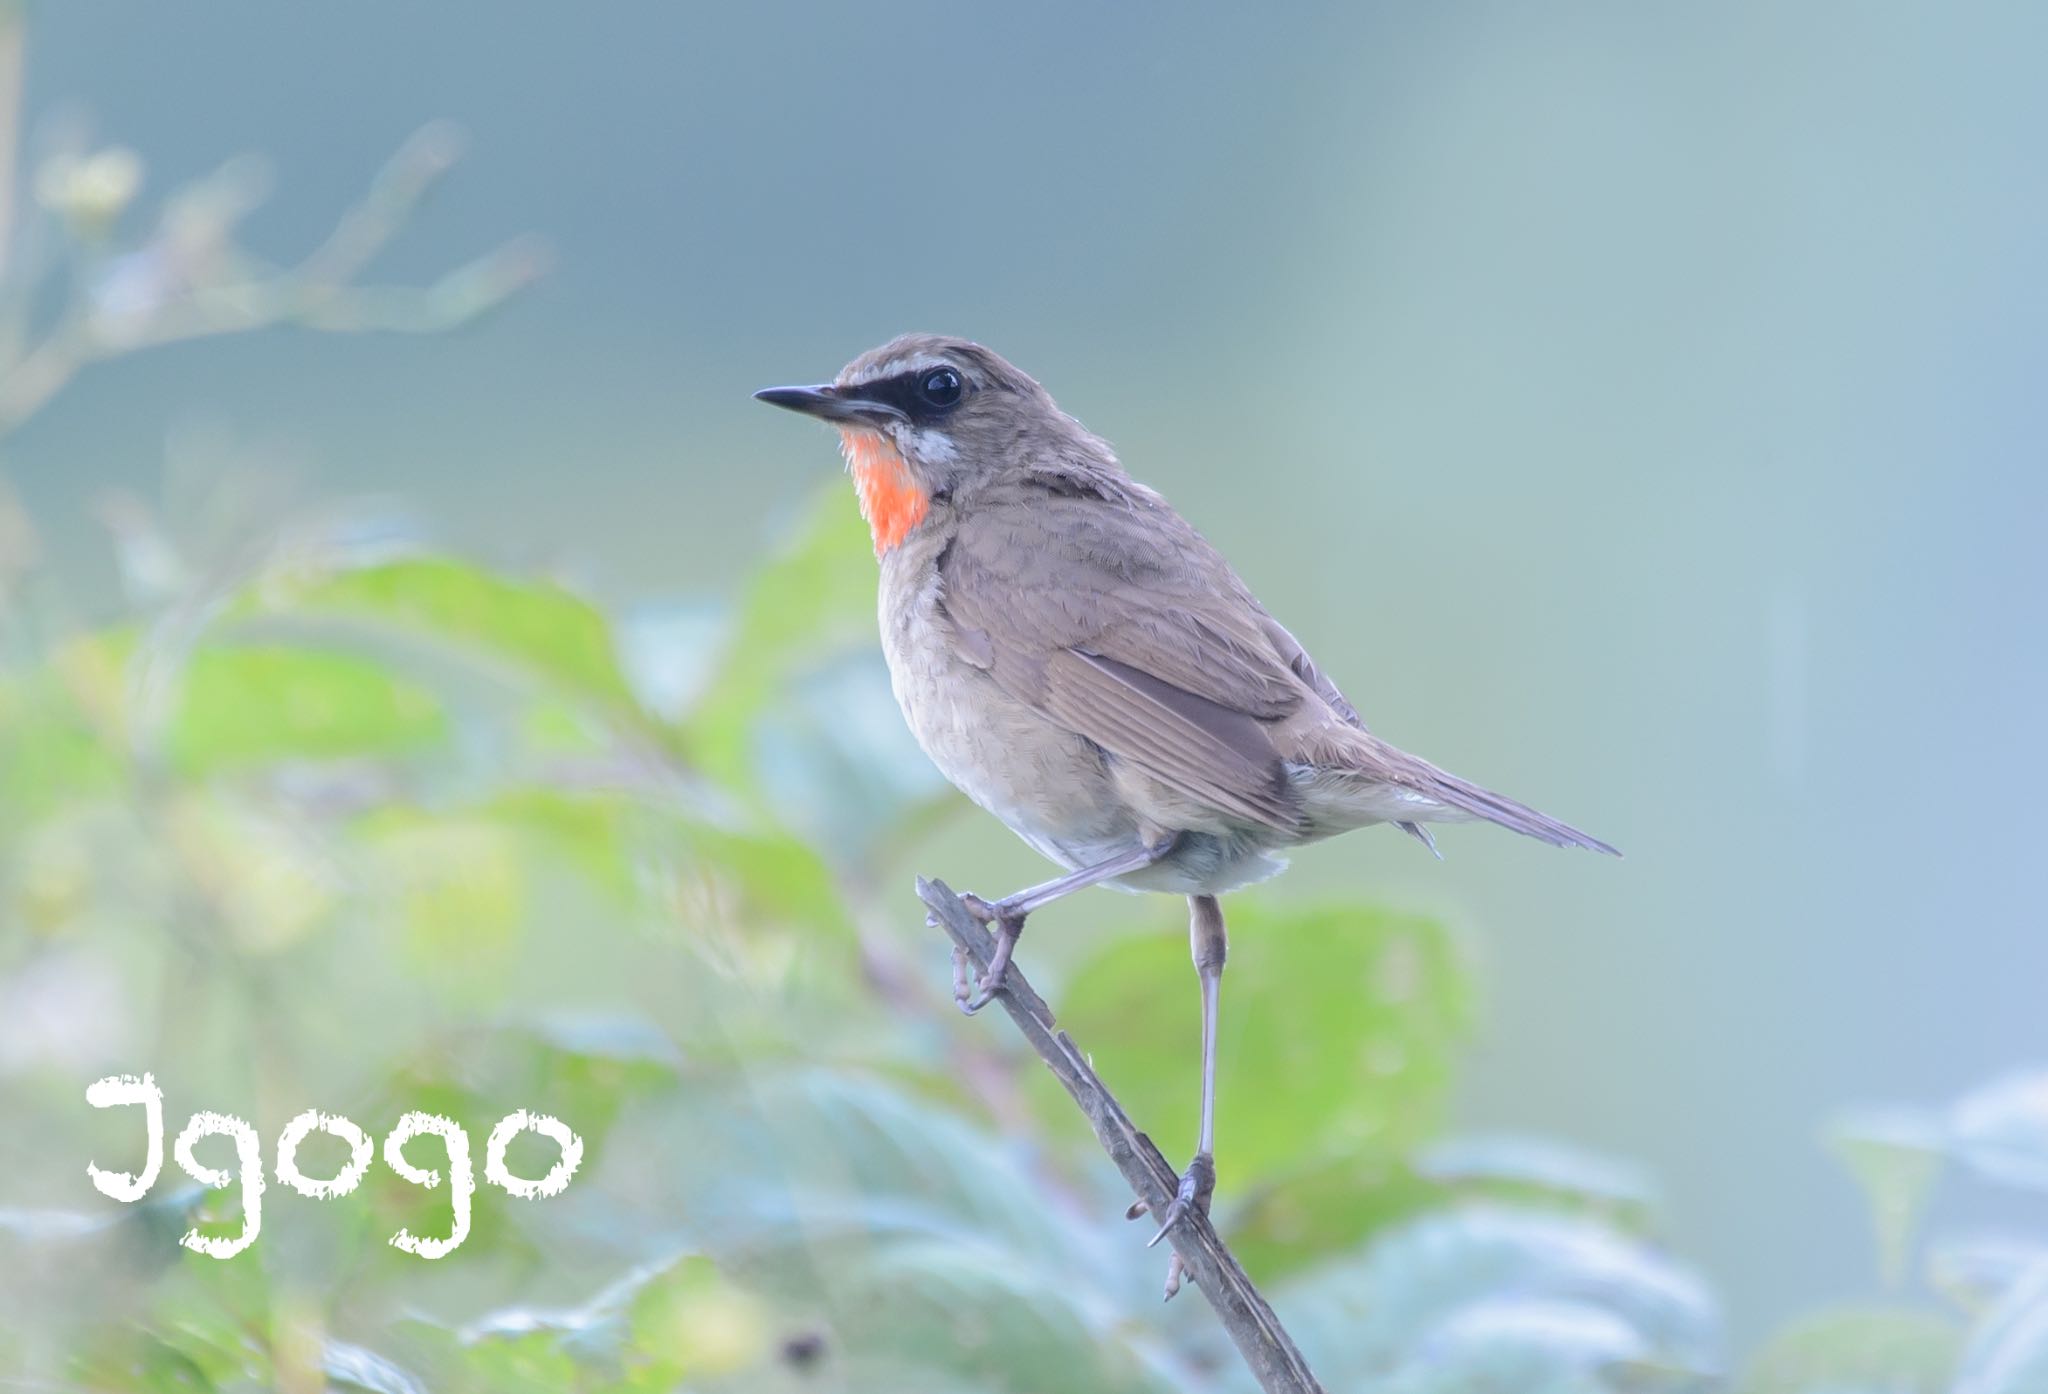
[935, 487, 1314, 834]
[1043, 649, 1302, 832]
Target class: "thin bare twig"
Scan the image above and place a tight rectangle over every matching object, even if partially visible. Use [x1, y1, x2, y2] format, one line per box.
[917, 877, 1325, 1394]
[0, 125, 544, 438]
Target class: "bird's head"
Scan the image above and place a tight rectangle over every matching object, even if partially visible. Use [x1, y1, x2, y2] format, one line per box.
[755, 334, 1097, 555]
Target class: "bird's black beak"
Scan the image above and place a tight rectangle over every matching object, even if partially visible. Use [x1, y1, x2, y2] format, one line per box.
[753, 383, 903, 424]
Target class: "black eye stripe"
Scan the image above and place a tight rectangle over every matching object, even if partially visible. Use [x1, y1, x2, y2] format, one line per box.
[851, 366, 966, 422]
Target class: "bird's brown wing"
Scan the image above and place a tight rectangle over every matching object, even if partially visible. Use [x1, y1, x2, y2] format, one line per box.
[936, 475, 1617, 855]
[937, 484, 1317, 832]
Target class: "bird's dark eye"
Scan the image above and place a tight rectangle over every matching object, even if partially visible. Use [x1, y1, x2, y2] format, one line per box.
[919, 366, 963, 408]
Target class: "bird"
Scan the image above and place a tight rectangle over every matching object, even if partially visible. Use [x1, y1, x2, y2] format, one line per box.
[756, 334, 1617, 1294]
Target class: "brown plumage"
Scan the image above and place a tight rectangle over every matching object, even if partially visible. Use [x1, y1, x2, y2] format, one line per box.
[757, 333, 1616, 1295]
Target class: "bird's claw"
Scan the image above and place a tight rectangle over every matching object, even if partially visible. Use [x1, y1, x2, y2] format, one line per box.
[1162, 1252, 1189, 1302]
[949, 894, 1021, 1016]
[1144, 1151, 1216, 1247]
[950, 945, 1002, 1015]
[1126, 1152, 1215, 1301]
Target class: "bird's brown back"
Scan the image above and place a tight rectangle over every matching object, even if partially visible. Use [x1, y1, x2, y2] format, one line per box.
[931, 459, 1365, 833]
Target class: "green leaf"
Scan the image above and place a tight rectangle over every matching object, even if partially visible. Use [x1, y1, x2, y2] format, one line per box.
[480, 788, 640, 903]
[504, 1011, 688, 1153]
[1372, 1297, 1665, 1394]
[325, 1339, 429, 1394]
[577, 1068, 1194, 1389]
[1239, 1205, 1720, 1391]
[625, 1253, 773, 1379]
[520, 1011, 687, 1074]
[1226, 1152, 1445, 1282]
[1419, 1134, 1660, 1222]
[133, 1250, 282, 1390]
[1826, 1108, 1946, 1290]
[1737, 1304, 1961, 1394]
[1954, 1264, 2048, 1394]
[1929, 1236, 2048, 1316]
[448, 1331, 582, 1394]
[164, 789, 342, 952]
[823, 1239, 1180, 1394]
[364, 813, 528, 988]
[0, 670, 124, 829]
[456, 1251, 769, 1382]
[0, 1183, 203, 1283]
[636, 1069, 1118, 1277]
[3, 813, 103, 934]
[70, 1328, 240, 1393]
[682, 485, 879, 793]
[683, 822, 856, 943]
[1224, 1133, 1657, 1289]
[257, 556, 641, 712]
[1046, 898, 1474, 1184]
[1949, 1070, 2048, 1192]
[167, 644, 448, 774]
[751, 649, 950, 867]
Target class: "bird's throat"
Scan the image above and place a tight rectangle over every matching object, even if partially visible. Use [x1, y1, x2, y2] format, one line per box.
[839, 428, 929, 556]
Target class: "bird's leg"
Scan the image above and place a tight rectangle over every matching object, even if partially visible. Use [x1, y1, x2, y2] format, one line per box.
[1127, 893, 1225, 1300]
[949, 834, 1178, 1015]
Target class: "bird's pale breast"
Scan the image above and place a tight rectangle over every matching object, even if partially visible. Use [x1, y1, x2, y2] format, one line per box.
[877, 531, 1138, 869]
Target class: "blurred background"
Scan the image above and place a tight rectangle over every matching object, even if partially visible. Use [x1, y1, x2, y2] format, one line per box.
[3, 2, 2046, 1389]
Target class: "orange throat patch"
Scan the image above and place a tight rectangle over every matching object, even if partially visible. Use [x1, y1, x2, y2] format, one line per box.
[838, 428, 929, 556]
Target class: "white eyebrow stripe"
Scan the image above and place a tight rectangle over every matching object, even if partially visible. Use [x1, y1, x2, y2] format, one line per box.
[852, 354, 957, 385]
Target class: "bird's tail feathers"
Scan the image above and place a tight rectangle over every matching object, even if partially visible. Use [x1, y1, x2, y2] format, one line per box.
[1417, 764, 1620, 856]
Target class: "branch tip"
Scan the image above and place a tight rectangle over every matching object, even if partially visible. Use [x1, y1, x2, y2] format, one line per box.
[916, 877, 1324, 1394]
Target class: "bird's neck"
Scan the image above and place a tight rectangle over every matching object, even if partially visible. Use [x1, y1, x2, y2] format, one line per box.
[839, 428, 930, 556]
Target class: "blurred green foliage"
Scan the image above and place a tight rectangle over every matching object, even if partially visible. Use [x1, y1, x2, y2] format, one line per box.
[6, 476, 2048, 1393]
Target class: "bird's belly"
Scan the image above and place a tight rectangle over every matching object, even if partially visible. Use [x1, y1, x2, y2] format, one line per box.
[875, 563, 1122, 864]
[890, 650, 1127, 863]
[887, 659, 1291, 893]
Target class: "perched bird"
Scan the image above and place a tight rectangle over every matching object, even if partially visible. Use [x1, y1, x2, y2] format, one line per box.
[757, 335, 1616, 1289]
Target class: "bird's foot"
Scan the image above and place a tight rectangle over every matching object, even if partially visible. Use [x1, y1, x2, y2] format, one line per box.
[950, 894, 1023, 1016]
[949, 947, 996, 1014]
[1125, 1150, 1216, 1301]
